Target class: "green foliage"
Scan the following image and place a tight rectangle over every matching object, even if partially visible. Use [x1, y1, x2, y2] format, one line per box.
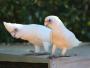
[0, 0, 90, 43]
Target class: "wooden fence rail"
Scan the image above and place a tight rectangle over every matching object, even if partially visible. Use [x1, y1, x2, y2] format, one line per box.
[0, 43, 90, 68]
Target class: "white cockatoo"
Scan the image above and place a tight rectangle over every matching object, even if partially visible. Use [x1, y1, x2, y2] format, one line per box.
[3, 22, 52, 55]
[44, 15, 82, 57]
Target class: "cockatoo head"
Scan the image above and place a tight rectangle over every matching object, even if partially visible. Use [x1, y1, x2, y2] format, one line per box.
[3, 22, 17, 33]
[4, 22, 18, 33]
[44, 15, 64, 29]
[3, 22, 22, 38]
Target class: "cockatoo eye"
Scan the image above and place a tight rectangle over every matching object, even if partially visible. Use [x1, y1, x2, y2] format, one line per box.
[48, 19, 51, 22]
[14, 28, 18, 32]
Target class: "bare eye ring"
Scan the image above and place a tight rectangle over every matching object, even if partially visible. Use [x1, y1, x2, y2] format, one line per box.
[48, 19, 51, 22]
[14, 28, 18, 32]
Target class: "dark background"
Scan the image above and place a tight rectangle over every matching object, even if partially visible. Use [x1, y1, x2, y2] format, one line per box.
[0, 0, 90, 43]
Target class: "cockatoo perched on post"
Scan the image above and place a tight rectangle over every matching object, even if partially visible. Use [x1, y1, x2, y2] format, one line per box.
[3, 22, 52, 55]
[44, 15, 82, 57]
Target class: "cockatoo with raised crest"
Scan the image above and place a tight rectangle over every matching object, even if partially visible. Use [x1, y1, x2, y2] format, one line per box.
[44, 15, 82, 57]
[3, 22, 52, 55]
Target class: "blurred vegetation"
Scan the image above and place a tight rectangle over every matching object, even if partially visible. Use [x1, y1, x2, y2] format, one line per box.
[0, 0, 90, 43]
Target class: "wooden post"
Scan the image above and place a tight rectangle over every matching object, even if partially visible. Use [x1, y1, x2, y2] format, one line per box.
[50, 57, 90, 68]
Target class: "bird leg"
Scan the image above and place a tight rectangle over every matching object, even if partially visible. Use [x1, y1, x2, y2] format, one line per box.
[33, 45, 41, 55]
[34, 45, 49, 56]
[23, 45, 40, 56]
[61, 48, 67, 56]
[49, 44, 57, 59]
[60, 48, 70, 57]
[49, 48, 70, 59]
[43, 42, 50, 53]
[52, 44, 56, 55]
[34, 45, 40, 53]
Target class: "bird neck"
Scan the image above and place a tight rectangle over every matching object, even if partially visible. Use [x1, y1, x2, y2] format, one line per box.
[51, 23, 67, 32]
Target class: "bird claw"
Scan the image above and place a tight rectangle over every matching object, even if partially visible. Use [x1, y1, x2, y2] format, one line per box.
[48, 55, 59, 59]
[29, 50, 35, 53]
[23, 52, 49, 56]
[59, 55, 71, 57]
[34, 52, 50, 56]
[59, 54, 78, 57]
[60, 53, 78, 57]
[48, 55, 71, 59]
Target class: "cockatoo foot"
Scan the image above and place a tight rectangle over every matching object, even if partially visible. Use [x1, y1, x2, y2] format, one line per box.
[59, 54, 78, 57]
[29, 50, 35, 53]
[23, 52, 50, 56]
[34, 52, 50, 56]
[49, 54, 72, 59]
[59, 55, 71, 57]
[48, 55, 59, 59]
[23, 52, 49, 56]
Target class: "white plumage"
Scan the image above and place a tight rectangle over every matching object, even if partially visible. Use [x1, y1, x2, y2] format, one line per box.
[3, 22, 52, 54]
[44, 15, 82, 56]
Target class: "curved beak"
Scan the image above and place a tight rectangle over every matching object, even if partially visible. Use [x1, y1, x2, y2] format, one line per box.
[44, 21, 49, 27]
